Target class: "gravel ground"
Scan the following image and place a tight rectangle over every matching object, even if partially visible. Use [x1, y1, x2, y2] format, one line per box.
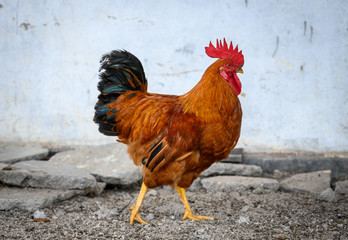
[1, 187, 347, 240]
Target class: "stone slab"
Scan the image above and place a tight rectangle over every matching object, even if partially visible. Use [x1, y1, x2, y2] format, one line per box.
[0, 143, 49, 164]
[200, 163, 262, 178]
[50, 143, 142, 186]
[317, 188, 337, 202]
[201, 176, 279, 192]
[335, 180, 348, 194]
[243, 152, 347, 174]
[280, 170, 331, 194]
[0, 160, 96, 190]
[0, 163, 9, 169]
[0, 186, 88, 211]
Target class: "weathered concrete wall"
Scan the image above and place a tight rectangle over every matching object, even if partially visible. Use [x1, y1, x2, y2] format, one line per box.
[0, 0, 347, 152]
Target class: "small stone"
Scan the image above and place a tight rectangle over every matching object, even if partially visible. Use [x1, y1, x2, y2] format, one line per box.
[240, 205, 250, 212]
[237, 216, 250, 224]
[253, 186, 264, 195]
[147, 189, 158, 196]
[317, 188, 337, 202]
[274, 170, 282, 177]
[33, 210, 46, 219]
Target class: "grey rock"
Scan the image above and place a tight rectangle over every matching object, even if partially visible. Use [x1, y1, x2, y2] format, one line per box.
[201, 176, 279, 192]
[335, 180, 348, 194]
[280, 170, 330, 194]
[0, 163, 10, 170]
[317, 188, 337, 202]
[244, 152, 347, 174]
[50, 143, 142, 186]
[84, 182, 106, 196]
[0, 143, 49, 164]
[330, 159, 348, 188]
[200, 163, 262, 178]
[0, 186, 87, 211]
[0, 160, 96, 190]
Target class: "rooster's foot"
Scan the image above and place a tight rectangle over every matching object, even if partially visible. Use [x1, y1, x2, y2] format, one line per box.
[182, 209, 214, 221]
[129, 206, 148, 225]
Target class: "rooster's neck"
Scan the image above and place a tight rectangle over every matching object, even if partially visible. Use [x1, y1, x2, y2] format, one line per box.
[178, 61, 239, 122]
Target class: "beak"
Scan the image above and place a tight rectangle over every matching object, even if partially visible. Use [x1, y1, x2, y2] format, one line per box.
[237, 68, 243, 74]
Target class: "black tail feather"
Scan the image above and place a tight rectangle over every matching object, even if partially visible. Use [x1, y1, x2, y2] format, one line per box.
[93, 50, 147, 136]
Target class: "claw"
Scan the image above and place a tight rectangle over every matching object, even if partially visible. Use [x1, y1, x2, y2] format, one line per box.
[182, 209, 214, 221]
[129, 206, 148, 225]
[176, 186, 214, 222]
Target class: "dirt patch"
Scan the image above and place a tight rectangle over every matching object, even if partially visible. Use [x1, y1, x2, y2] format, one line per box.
[0, 188, 347, 239]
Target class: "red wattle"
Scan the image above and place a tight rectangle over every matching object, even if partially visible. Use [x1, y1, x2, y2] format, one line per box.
[228, 72, 241, 95]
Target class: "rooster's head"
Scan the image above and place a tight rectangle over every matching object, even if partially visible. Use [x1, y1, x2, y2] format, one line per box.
[205, 39, 244, 95]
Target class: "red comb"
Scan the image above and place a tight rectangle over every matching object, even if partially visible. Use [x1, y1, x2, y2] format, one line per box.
[205, 38, 244, 67]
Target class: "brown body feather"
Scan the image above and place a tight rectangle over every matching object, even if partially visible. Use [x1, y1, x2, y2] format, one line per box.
[107, 58, 242, 189]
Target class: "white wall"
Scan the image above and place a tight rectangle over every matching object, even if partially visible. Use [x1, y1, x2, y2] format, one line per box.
[0, 0, 347, 152]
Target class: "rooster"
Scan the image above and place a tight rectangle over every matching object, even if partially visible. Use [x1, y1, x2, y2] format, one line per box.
[94, 39, 244, 224]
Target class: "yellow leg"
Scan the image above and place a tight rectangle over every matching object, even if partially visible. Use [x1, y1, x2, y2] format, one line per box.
[176, 186, 214, 221]
[129, 182, 148, 224]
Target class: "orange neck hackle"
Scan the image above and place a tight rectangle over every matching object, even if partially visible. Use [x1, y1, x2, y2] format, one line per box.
[178, 59, 239, 122]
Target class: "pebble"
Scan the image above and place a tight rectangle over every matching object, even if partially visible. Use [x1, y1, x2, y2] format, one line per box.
[147, 189, 158, 197]
[237, 216, 250, 224]
[253, 186, 264, 195]
[240, 205, 250, 213]
[33, 210, 46, 219]
[317, 188, 337, 202]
